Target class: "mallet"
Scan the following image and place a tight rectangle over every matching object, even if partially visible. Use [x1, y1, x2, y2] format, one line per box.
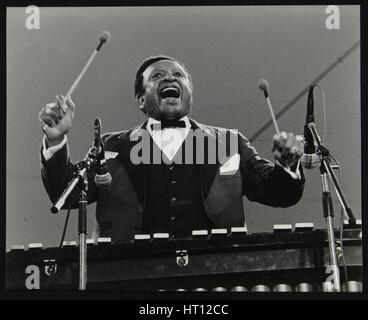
[258, 78, 280, 136]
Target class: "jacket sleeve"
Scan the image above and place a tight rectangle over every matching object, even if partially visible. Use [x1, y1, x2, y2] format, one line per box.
[238, 132, 305, 207]
[40, 140, 98, 210]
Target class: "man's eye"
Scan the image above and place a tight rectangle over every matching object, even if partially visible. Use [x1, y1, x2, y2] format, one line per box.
[174, 72, 184, 78]
[152, 73, 163, 79]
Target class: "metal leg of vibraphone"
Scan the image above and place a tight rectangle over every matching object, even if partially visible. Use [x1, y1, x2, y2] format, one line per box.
[160, 282, 362, 293]
[149, 264, 363, 292]
[321, 281, 335, 292]
[295, 283, 314, 292]
[273, 284, 293, 292]
[251, 285, 271, 292]
[212, 287, 228, 292]
[231, 286, 248, 292]
[164, 279, 362, 293]
[342, 281, 362, 292]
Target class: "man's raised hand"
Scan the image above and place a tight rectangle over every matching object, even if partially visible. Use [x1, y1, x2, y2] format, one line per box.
[39, 95, 75, 147]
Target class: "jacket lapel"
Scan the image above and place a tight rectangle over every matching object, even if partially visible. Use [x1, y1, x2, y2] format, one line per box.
[189, 119, 220, 200]
[116, 121, 147, 206]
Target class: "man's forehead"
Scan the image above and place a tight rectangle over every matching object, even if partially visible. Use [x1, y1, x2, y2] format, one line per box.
[143, 60, 187, 77]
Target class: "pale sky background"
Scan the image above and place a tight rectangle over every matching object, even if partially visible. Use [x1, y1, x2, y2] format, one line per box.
[7, 6, 361, 249]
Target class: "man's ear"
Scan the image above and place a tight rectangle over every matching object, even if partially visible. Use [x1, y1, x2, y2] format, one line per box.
[136, 94, 145, 111]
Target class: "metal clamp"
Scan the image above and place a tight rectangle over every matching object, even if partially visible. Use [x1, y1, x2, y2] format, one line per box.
[43, 259, 57, 276]
[176, 250, 189, 267]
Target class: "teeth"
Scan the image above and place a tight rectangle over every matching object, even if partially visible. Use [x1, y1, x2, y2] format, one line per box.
[160, 86, 180, 99]
[162, 87, 179, 93]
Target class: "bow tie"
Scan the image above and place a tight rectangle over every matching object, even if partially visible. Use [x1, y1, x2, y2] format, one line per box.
[151, 120, 187, 130]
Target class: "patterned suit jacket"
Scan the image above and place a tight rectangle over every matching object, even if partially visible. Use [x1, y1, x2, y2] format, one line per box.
[41, 119, 305, 243]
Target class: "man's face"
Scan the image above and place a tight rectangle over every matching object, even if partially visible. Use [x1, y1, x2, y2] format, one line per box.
[139, 60, 193, 121]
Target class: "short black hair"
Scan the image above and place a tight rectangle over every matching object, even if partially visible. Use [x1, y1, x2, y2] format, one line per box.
[134, 55, 190, 98]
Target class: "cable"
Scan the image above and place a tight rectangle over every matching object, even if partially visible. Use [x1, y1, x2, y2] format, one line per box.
[329, 154, 349, 282]
[249, 40, 360, 143]
[313, 84, 348, 284]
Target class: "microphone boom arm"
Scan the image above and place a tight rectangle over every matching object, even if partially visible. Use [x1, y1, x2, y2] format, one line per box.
[50, 145, 98, 214]
[308, 122, 356, 222]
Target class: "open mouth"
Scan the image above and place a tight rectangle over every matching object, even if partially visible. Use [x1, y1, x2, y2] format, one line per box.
[159, 86, 181, 99]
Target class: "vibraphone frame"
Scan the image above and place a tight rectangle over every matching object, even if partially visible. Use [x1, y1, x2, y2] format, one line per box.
[6, 229, 362, 291]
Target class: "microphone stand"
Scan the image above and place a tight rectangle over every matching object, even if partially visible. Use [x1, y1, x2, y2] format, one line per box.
[307, 122, 356, 292]
[50, 143, 98, 290]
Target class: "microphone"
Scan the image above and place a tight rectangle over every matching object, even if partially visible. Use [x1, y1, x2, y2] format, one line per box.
[94, 118, 112, 187]
[301, 85, 320, 169]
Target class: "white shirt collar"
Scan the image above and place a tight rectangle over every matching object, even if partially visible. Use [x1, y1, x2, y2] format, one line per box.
[146, 116, 190, 132]
[146, 116, 191, 162]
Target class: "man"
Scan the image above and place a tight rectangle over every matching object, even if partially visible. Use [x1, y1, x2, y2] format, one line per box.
[39, 55, 305, 243]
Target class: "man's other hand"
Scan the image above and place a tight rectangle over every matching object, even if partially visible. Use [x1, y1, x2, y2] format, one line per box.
[272, 131, 303, 169]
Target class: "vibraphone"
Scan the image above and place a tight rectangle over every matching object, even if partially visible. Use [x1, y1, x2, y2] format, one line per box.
[6, 224, 362, 291]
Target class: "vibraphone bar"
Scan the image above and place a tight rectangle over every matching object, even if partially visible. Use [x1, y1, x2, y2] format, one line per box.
[6, 226, 362, 291]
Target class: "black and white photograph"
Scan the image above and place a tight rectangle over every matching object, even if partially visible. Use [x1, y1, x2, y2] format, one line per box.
[5, 4, 363, 295]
